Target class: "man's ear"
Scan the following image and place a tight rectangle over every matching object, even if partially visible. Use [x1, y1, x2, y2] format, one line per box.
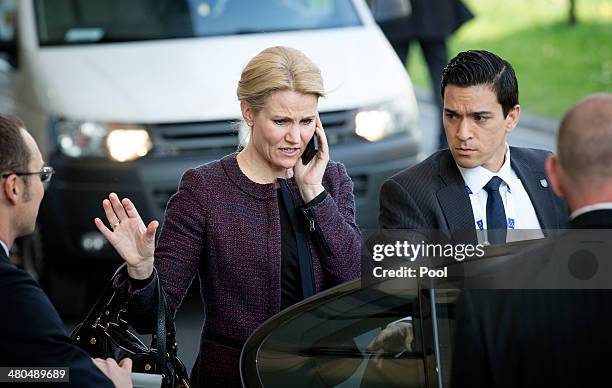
[240, 101, 254, 126]
[545, 155, 566, 198]
[2, 175, 20, 205]
[505, 104, 521, 133]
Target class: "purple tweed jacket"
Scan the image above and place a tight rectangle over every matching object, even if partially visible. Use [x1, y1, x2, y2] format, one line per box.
[120, 153, 361, 387]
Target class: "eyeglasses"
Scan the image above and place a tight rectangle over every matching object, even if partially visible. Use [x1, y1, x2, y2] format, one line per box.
[2, 166, 55, 184]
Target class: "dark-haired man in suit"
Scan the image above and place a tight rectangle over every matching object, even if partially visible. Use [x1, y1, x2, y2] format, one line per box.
[452, 93, 612, 387]
[379, 50, 567, 244]
[0, 114, 132, 387]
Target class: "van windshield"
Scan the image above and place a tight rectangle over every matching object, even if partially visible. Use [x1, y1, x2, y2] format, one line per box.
[34, 0, 362, 46]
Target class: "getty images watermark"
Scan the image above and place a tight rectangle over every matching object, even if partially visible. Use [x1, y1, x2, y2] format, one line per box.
[370, 241, 485, 279]
[363, 229, 612, 289]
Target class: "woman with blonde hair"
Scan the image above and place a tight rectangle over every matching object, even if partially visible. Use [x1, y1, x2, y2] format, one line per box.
[96, 46, 361, 386]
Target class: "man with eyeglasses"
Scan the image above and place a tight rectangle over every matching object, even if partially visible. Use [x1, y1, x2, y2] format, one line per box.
[0, 114, 132, 387]
[2, 166, 55, 184]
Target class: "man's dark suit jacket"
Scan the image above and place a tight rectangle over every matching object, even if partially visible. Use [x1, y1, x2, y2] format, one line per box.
[0, 248, 113, 387]
[379, 147, 568, 238]
[451, 209, 612, 387]
[373, 0, 473, 43]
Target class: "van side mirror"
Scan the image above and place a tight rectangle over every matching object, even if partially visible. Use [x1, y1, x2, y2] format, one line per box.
[0, 40, 18, 68]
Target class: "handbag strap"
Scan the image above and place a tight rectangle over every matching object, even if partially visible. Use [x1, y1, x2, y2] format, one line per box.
[153, 267, 168, 372]
[76, 263, 179, 378]
[79, 263, 130, 328]
[152, 267, 183, 378]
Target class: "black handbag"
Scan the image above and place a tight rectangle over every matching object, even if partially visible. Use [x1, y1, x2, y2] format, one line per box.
[71, 264, 191, 388]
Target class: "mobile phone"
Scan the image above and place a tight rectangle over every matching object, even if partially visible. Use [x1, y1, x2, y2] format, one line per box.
[301, 134, 319, 165]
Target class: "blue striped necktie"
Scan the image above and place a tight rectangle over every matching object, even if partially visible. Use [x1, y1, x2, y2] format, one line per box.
[484, 176, 507, 244]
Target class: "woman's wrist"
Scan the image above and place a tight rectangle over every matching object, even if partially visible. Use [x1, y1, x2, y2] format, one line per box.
[127, 260, 154, 280]
[299, 184, 325, 204]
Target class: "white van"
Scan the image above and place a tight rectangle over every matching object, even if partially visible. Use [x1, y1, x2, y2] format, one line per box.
[0, 0, 420, 312]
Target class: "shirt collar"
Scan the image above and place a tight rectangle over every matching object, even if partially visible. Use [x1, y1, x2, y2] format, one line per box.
[570, 202, 612, 220]
[0, 240, 9, 257]
[457, 144, 513, 194]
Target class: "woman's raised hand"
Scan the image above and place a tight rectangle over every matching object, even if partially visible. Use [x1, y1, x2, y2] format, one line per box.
[94, 193, 158, 279]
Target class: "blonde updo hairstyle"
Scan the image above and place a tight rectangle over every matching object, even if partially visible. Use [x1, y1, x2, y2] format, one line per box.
[237, 46, 325, 146]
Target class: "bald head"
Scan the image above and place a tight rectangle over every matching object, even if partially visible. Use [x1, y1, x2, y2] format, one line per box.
[557, 93, 612, 185]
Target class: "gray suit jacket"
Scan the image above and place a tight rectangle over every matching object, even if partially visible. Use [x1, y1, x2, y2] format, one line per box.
[379, 147, 568, 239]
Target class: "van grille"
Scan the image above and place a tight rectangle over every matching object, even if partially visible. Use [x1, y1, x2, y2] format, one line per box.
[149, 120, 238, 157]
[147, 109, 360, 157]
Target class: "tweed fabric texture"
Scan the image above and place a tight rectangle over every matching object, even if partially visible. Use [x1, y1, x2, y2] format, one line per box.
[117, 153, 361, 386]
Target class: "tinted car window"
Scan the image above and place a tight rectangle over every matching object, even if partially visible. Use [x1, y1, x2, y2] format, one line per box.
[243, 281, 428, 387]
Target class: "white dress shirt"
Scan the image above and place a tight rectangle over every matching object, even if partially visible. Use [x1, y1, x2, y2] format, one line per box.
[457, 145, 543, 242]
[570, 202, 612, 220]
[0, 240, 9, 257]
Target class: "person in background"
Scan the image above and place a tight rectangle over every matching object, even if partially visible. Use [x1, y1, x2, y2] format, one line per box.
[96, 46, 362, 386]
[0, 114, 132, 388]
[369, 0, 473, 149]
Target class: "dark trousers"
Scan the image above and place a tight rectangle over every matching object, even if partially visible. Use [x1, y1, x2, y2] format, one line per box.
[393, 38, 448, 150]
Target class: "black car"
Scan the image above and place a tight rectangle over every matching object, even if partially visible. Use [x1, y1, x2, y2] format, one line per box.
[240, 239, 544, 387]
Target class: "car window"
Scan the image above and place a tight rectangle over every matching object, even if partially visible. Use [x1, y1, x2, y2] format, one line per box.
[0, 0, 16, 43]
[34, 0, 362, 46]
[248, 284, 428, 387]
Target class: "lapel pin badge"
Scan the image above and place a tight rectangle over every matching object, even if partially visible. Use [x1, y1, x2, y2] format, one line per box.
[540, 179, 548, 188]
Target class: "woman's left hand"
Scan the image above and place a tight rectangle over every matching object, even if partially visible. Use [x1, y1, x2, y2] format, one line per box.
[293, 114, 329, 203]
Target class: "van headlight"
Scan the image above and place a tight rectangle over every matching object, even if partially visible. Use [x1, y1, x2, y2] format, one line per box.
[354, 93, 419, 142]
[55, 120, 152, 162]
[106, 129, 152, 162]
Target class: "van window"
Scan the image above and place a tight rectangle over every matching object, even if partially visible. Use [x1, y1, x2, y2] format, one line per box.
[34, 0, 362, 46]
[0, 0, 16, 42]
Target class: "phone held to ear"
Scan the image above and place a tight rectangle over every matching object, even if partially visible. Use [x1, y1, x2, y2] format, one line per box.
[301, 134, 319, 165]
